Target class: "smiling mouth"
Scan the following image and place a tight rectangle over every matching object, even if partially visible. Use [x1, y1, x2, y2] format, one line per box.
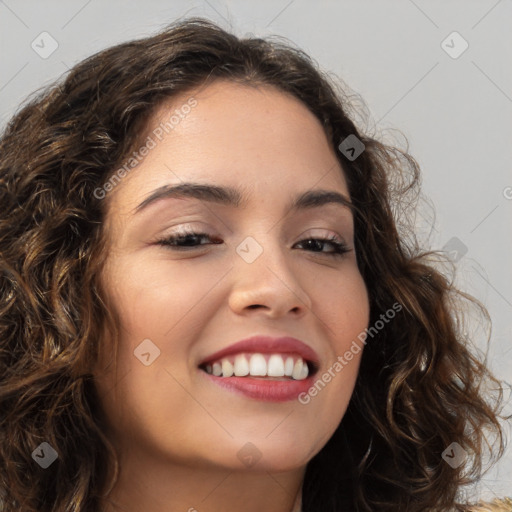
[198, 352, 318, 381]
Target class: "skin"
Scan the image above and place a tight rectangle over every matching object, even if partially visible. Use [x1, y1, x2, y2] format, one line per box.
[94, 79, 370, 512]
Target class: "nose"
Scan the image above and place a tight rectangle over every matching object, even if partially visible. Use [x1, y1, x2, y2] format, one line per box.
[228, 237, 313, 319]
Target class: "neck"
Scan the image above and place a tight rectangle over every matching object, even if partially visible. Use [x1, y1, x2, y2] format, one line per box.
[101, 450, 305, 512]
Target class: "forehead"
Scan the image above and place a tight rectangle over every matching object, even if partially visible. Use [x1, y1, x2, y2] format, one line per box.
[146, 79, 336, 161]
[106, 79, 349, 213]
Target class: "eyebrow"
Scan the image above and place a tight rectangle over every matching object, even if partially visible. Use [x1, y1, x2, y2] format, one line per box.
[133, 182, 354, 215]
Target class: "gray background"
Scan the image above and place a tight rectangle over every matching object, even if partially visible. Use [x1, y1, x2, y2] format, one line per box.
[1, 0, 510, 502]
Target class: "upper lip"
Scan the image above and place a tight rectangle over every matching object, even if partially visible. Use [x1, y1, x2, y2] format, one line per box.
[198, 335, 320, 369]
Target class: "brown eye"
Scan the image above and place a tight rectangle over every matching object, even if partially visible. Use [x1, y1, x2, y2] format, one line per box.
[294, 235, 351, 256]
[156, 230, 221, 250]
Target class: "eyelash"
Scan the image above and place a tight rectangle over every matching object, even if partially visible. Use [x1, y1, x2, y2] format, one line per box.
[155, 229, 351, 257]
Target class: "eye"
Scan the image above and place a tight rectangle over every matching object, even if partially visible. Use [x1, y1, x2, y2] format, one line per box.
[155, 229, 221, 250]
[155, 229, 350, 257]
[294, 234, 351, 256]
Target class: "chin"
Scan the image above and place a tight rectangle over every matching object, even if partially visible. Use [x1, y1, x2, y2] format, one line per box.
[183, 436, 318, 473]
[231, 437, 321, 473]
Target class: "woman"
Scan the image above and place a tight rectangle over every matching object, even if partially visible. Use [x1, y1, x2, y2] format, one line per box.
[0, 17, 508, 512]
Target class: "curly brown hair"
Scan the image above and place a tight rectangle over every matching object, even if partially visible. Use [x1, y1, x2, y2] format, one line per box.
[0, 16, 507, 512]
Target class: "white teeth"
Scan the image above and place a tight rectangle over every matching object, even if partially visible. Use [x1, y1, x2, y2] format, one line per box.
[284, 356, 294, 377]
[203, 353, 311, 380]
[222, 359, 234, 377]
[233, 354, 249, 376]
[291, 359, 304, 380]
[267, 354, 285, 377]
[212, 362, 222, 376]
[249, 354, 267, 376]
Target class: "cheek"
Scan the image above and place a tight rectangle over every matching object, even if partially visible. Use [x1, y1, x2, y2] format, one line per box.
[319, 269, 370, 344]
[331, 273, 369, 389]
[103, 254, 227, 338]
[93, 254, 223, 409]
[300, 270, 369, 416]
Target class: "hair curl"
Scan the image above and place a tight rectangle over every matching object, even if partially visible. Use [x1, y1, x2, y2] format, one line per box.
[0, 17, 507, 512]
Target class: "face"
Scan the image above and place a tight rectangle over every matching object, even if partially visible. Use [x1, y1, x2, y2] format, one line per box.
[94, 80, 370, 473]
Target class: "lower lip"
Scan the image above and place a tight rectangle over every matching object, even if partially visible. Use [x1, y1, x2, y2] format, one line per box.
[199, 370, 315, 402]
